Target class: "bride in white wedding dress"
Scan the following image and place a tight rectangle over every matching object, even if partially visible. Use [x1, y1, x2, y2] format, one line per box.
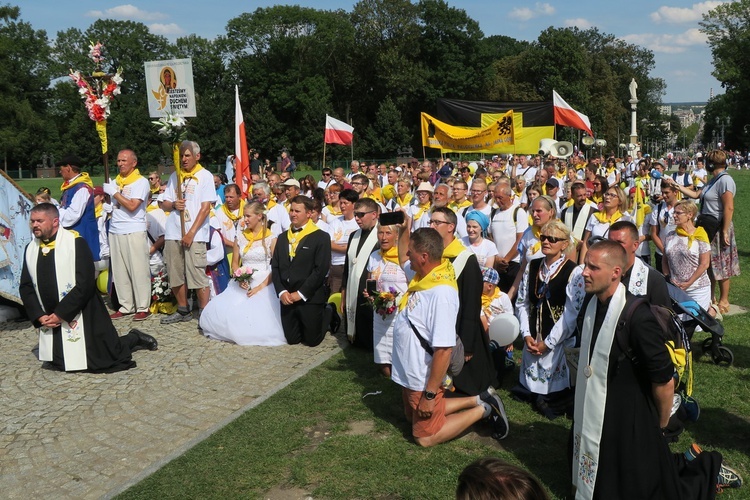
[200, 201, 287, 346]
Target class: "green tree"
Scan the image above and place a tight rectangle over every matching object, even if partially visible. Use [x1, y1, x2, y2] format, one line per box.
[362, 96, 410, 156]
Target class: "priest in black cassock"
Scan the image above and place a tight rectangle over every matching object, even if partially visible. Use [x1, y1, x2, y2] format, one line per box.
[19, 203, 157, 373]
[341, 198, 380, 350]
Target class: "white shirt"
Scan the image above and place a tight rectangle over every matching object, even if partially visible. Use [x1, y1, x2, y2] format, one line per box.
[461, 236, 498, 268]
[267, 203, 291, 237]
[391, 263, 459, 391]
[109, 176, 149, 234]
[328, 216, 359, 266]
[490, 205, 528, 263]
[215, 205, 244, 244]
[162, 167, 217, 242]
[146, 209, 167, 273]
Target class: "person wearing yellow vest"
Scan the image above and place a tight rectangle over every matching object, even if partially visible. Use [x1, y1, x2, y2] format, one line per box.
[159, 141, 218, 325]
[20, 203, 157, 373]
[56, 154, 100, 261]
[103, 149, 152, 321]
[391, 226, 508, 446]
[271, 195, 332, 347]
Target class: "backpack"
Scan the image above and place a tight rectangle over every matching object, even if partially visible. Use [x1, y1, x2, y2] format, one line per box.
[615, 297, 693, 396]
[286, 159, 297, 172]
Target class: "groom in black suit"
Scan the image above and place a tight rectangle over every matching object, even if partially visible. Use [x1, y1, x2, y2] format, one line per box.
[271, 196, 332, 346]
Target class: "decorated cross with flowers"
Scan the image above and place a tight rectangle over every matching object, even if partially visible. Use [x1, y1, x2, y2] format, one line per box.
[69, 41, 123, 181]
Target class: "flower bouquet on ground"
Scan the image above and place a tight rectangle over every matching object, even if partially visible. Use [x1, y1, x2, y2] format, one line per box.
[150, 271, 177, 315]
[370, 287, 400, 320]
[232, 266, 256, 286]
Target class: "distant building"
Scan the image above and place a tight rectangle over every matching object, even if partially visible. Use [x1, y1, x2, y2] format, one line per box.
[659, 105, 672, 116]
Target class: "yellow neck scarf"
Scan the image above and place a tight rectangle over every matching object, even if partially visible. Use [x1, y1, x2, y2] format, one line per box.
[325, 204, 342, 216]
[531, 225, 542, 255]
[115, 168, 142, 190]
[242, 227, 272, 255]
[482, 286, 501, 311]
[594, 210, 622, 224]
[450, 199, 472, 211]
[266, 199, 277, 210]
[150, 186, 160, 195]
[676, 226, 710, 248]
[61, 172, 93, 192]
[380, 246, 399, 266]
[413, 202, 431, 221]
[181, 163, 205, 182]
[222, 200, 246, 222]
[590, 193, 602, 204]
[95, 203, 103, 219]
[443, 237, 466, 259]
[398, 258, 458, 311]
[40, 239, 56, 256]
[287, 219, 319, 258]
[397, 193, 413, 206]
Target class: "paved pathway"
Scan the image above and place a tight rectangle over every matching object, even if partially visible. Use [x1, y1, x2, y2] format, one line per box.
[0, 314, 342, 499]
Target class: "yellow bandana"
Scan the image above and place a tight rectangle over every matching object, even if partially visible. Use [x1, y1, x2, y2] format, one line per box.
[396, 193, 413, 207]
[115, 168, 143, 190]
[222, 200, 246, 222]
[242, 227, 272, 255]
[266, 199, 277, 210]
[325, 204, 342, 217]
[398, 258, 458, 311]
[530, 225, 542, 255]
[413, 202, 431, 221]
[40, 239, 56, 255]
[442, 237, 466, 260]
[150, 186, 160, 195]
[481, 286, 501, 311]
[676, 226, 710, 248]
[590, 193, 602, 205]
[594, 210, 622, 224]
[287, 219, 319, 258]
[60, 172, 93, 192]
[380, 246, 399, 266]
[449, 199, 472, 211]
[181, 163, 205, 183]
[95, 203, 103, 219]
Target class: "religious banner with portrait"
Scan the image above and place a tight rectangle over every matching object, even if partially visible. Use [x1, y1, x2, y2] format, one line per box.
[144, 58, 197, 118]
[0, 170, 34, 303]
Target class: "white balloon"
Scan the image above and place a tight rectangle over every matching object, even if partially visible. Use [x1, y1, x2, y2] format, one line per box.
[489, 313, 520, 346]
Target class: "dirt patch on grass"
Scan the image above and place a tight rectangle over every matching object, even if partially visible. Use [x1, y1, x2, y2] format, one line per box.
[262, 486, 314, 500]
[301, 421, 332, 452]
[344, 420, 375, 436]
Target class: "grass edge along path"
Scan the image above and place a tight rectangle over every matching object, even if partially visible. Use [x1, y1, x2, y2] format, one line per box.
[116, 170, 750, 499]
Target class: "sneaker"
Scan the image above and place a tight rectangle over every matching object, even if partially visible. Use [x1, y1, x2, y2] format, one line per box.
[160, 311, 192, 324]
[684, 443, 702, 462]
[681, 393, 701, 422]
[133, 311, 151, 321]
[480, 387, 509, 440]
[717, 463, 743, 492]
[110, 311, 129, 320]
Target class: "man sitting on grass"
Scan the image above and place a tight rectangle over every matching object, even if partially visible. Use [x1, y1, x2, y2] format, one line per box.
[390, 227, 508, 447]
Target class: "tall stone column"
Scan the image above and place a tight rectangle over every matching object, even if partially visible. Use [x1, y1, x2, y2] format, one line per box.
[628, 78, 640, 156]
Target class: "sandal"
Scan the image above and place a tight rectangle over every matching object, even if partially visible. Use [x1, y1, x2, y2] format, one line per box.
[709, 303, 724, 323]
[718, 302, 730, 314]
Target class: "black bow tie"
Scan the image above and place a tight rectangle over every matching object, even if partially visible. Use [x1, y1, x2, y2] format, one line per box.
[291, 227, 304, 233]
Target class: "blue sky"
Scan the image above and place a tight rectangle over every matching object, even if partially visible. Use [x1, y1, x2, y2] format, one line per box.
[20, 1, 724, 103]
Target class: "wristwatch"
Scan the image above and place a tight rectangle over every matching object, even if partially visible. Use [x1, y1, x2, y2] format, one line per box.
[424, 390, 437, 400]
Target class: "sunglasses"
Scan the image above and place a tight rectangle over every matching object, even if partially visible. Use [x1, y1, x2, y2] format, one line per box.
[354, 211, 375, 218]
[540, 234, 566, 243]
[322, 172, 331, 176]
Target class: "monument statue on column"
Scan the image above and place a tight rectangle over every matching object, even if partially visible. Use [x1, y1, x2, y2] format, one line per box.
[628, 78, 640, 156]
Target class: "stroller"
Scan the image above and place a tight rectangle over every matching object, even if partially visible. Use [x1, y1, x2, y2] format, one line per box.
[668, 283, 733, 366]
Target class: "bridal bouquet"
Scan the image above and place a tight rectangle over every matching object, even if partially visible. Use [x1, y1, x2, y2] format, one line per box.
[370, 287, 400, 320]
[232, 266, 256, 285]
[151, 271, 173, 302]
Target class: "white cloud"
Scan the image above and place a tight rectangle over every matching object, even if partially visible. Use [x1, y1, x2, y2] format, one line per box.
[650, 1, 726, 24]
[620, 28, 708, 53]
[86, 4, 168, 22]
[564, 18, 593, 29]
[509, 3, 556, 21]
[149, 23, 184, 36]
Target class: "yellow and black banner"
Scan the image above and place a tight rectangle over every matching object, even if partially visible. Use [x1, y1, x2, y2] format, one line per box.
[421, 111, 514, 152]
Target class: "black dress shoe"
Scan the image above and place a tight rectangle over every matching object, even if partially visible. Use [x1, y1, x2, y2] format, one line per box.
[129, 329, 158, 351]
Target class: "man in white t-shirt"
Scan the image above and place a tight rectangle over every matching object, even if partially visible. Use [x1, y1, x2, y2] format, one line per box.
[103, 149, 152, 321]
[391, 227, 508, 447]
[159, 141, 218, 324]
[327, 189, 360, 294]
[490, 183, 528, 292]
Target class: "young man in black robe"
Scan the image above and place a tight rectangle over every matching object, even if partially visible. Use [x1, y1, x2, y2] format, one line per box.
[19, 203, 157, 373]
[572, 239, 739, 498]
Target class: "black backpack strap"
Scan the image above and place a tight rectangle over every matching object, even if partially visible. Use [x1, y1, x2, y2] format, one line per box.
[614, 296, 647, 363]
[408, 318, 434, 356]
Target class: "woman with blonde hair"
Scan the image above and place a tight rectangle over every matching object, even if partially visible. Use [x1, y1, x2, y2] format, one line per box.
[199, 202, 286, 345]
[665, 149, 739, 314]
[578, 185, 631, 264]
[513, 219, 585, 419]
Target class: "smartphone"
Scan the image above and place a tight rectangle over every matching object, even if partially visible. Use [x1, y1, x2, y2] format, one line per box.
[379, 211, 405, 226]
[366, 279, 377, 295]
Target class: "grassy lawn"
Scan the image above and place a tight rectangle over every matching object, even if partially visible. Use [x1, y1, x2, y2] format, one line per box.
[115, 169, 750, 499]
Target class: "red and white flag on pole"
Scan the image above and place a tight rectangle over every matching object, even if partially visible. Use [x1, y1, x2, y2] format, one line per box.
[324, 114, 354, 146]
[235, 85, 250, 195]
[553, 90, 594, 137]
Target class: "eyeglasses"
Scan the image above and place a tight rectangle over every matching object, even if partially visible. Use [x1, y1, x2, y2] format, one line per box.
[354, 211, 375, 218]
[540, 234, 567, 243]
[673, 211, 686, 216]
[351, 182, 366, 186]
[470, 190, 486, 194]
[428, 219, 451, 226]
[603, 192, 618, 198]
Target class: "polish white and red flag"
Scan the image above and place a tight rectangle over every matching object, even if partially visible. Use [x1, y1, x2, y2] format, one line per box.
[235, 85, 250, 195]
[324, 114, 354, 146]
[553, 90, 593, 137]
